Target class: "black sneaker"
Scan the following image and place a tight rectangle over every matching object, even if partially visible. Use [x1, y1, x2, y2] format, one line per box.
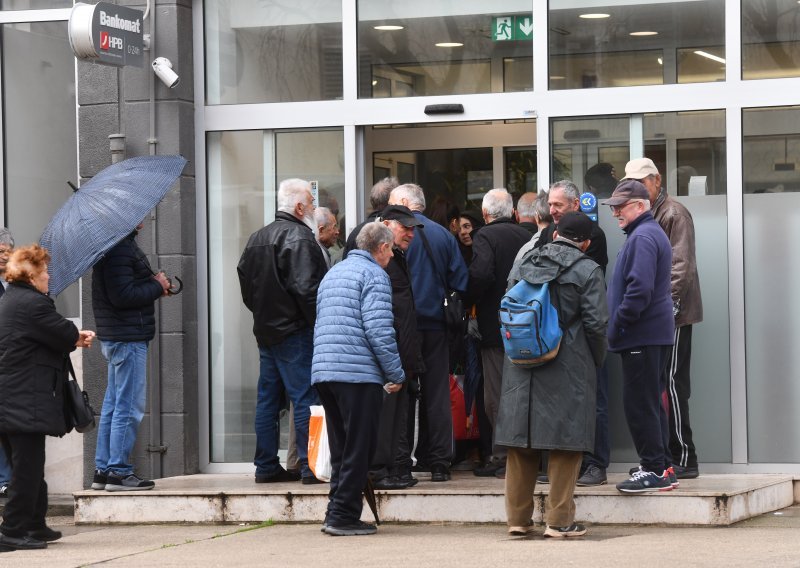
[616, 468, 672, 493]
[255, 467, 302, 483]
[301, 475, 326, 485]
[0, 533, 47, 550]
[537, 473, 549, 484]
[324, 520, 377, 536]
[105, 472, 155, 492]
[91, 469, 108, 490]
[576, 465, 607, 486]
[430, 463, 450, 482]
[473, 461, 503, 477]
[544, 523, 587, 538]
[673, 464, 700, 479]
[0, 484, 7, 498]
[28, 526, 62, 542]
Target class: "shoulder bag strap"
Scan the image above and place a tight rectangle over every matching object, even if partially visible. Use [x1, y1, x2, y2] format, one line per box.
[416, 225, 448, 292]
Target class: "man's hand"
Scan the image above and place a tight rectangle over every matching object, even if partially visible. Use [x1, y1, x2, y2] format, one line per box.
[76, 330, 96, 348]
[154, 271, 171, 296]
[384, 382, 403, 394]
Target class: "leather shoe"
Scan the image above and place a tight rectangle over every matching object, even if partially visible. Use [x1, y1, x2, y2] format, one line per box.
[373, 477, 405, 490]
[301, 475, 326, 485]
[673, 464, 700, 479]
[430, 464, 450, 482]
[255, 468, 301, 483]
[0, 533, 47, 551]
[27, 526, 62, 542]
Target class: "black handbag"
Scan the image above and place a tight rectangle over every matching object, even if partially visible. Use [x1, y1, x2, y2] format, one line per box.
[64, 359, 96, 434]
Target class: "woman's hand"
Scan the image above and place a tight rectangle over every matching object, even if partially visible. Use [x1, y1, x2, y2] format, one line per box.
[76, 330, 96, 348]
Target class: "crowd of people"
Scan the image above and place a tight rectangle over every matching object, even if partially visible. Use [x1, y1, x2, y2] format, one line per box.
[236, 157, 703, 538]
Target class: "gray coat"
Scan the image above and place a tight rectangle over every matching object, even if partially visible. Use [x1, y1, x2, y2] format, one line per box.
[495, 241, 608, 452]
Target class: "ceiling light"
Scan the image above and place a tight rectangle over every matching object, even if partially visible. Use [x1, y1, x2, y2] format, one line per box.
[694, 50, 727, 64]
[630, 31, 658, 36]
[436, 42, 463, 47]
[579, 13, 610, 19]
[549, 76, 566, 80]
[372, 80, 378, 86]
[374, 25, 404, 31]
[657, 57, 663, 65]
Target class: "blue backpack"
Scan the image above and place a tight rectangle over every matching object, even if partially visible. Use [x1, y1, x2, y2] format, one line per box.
[499, 280, 562, 367]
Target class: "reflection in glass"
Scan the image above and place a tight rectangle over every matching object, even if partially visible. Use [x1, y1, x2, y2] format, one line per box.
[2, 22, 79, 317]
[505, 147, 537, 196]
[205, 0, 343, 104]
[743, 106, 800, 462]
[1, 0, 71, 8]
[548, 0, 725, 89]
[358, 2, 533, 97]
[742, 0, 800, 80]
[207, 129, 344, 462]
[551, 112, 731, 463]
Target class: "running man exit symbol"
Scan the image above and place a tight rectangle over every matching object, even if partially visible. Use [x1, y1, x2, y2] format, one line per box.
[494, 17, 513, 41]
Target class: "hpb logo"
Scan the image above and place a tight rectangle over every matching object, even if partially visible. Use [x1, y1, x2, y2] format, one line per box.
[100, 31, 109, 50]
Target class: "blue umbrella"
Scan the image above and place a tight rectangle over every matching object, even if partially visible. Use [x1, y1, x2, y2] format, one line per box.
[40, 155, 187, 297]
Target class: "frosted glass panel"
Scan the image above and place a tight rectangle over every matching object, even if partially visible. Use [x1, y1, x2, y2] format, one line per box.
[744, 192, 800, 462]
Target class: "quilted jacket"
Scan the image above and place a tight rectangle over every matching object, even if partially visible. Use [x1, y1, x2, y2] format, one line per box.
[311, 250, 405, 386]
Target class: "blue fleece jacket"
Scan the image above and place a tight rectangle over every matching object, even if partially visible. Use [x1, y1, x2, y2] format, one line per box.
[607, 212, 674, 352]
[405, 212, 469, 330]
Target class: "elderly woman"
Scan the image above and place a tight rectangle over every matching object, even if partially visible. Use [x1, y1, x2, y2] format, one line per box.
[312, 222, 405, 537]
[0, 245, 95, 551]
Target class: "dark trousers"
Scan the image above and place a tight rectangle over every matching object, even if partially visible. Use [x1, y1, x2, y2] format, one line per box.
[666, 325, 697, 468]
[316, 382, 383, 526]
[371, 371, 412, 477]
[414, 330, 453, 467]
[0, 433, 48, 537]
[621, 345, 671, 473]
[584, 362, 610, 470]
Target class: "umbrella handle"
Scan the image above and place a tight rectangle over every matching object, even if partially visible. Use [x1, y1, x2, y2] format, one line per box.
[167, 275, 183, 296]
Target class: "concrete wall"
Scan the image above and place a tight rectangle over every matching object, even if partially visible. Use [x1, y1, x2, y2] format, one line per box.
[78, 0, 198, 486]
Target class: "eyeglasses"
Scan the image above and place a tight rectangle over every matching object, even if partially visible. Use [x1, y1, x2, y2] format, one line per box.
[609, 201, 637, 213]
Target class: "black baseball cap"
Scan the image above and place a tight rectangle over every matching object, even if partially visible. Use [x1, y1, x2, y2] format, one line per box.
[556, 211, 593, 242]
[379, 205, 423, 228]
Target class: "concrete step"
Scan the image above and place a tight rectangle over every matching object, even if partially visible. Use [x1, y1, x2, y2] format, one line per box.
[73, 471, 795, 526]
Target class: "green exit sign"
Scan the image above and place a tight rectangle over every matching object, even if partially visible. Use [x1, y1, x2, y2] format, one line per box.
[492, 15, 533, 41]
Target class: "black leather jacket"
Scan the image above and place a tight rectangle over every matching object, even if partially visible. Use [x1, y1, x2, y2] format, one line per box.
[238, 212, 328, 347]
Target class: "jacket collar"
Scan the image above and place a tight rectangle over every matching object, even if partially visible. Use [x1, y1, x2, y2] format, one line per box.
[623, 211, 655, 235]
[348, 249, 379, 266]
[652, 187, 668, 215]
[275, 210, 313, 231]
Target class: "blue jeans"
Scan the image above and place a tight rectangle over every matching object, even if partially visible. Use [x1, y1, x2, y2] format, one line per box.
[94, 340, 148, 476]
[0, 444, 10, 485]
[255, 328, 318, 478]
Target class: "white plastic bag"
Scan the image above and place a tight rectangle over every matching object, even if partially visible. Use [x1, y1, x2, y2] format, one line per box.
[307, 405, 332, 482]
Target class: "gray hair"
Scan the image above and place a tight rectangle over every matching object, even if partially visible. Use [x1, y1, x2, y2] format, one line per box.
[356, 221, 394, 253]
[314, 206, 335, 228]
[630, 198, 652, 211]
[482, 188, 513, 220]
[277, 178, 311, 212]
[549, 180, 580, 202]
[390, 184, 426, 211]
[370, 177, 399, 210]
[0, 227, 14, 248]
[534, 192, 552, 224]
[515, 192, 538, 218]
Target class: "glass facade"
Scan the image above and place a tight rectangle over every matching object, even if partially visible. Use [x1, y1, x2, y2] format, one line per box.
[743, 106, 800, 462]
[548, 1, 725, 89]
[357, 1, 534, 97]
[0, 1, 70, 8]
[742, 0, 800, 80]
[1, 21, 78, 317]
[207, 129, 344, 462]
[204, 0, 343, 104]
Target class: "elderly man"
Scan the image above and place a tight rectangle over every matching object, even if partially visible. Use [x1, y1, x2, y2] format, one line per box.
[603, 180, 675, 493]
[388, 183, 468, 482]
[370, 205, 425, 490]
[497, 211, 607, 538]
[623, 158, 703, 479]
[314, 206, 339, 268]
[238, 178, 328, 485]
[344, 177, 399, 258]
[466, 189, 531, 478]
[0, 228, 14, 497]
[515, 192, 541, 236]
[313, 222, 405, 537]
[535, 181, 610, 486]
[514, 192, 552, 264]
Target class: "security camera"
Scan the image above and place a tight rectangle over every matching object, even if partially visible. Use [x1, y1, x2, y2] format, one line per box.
[152, 57, 180, 88]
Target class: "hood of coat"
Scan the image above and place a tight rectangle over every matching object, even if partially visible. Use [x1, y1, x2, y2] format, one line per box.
[513, 240, 586, 285]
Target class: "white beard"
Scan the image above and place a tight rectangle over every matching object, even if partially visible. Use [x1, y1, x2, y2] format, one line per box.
[303, 214, 320, 239]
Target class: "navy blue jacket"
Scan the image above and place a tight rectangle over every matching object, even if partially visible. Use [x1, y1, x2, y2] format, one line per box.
[607, 212, 674, 351]
[92, 233, 164, 342]
[405, 212, 468, 330]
